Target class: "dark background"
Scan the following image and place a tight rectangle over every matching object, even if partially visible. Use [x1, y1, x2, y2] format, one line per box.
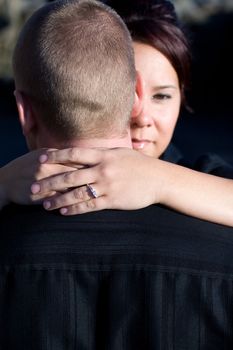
[173, 10, 233, 164]
[0, 5, 232, 167]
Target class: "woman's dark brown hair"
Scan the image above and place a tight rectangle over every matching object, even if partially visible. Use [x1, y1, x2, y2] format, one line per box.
[103, 0, 191, 105]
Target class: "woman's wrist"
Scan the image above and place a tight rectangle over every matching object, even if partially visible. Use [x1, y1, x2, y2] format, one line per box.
[143, 157, 168, 206]
[151, 159, 180, 207]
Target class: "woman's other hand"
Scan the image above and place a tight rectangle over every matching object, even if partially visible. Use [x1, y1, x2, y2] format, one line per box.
[0, 149, 76, 209]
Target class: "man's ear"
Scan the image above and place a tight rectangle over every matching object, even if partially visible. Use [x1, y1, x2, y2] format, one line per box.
[14, 90, 36, 136]
[131, 71, 144, 118]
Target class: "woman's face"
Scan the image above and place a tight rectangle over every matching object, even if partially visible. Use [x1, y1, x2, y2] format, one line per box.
[131, 42, 181, 158]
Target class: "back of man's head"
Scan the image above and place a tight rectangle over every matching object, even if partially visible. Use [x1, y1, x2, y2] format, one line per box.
[13, 0, 136, 142]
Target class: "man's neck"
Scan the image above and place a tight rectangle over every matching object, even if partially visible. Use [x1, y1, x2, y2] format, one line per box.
[35, 130, 133, 150]
[69, 135, 132, 149]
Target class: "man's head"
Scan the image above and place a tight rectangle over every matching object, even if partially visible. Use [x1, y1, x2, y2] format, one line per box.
[13, 0, 136, 149]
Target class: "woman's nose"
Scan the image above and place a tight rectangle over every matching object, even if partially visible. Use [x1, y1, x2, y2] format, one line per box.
[131, 108, 154, 128]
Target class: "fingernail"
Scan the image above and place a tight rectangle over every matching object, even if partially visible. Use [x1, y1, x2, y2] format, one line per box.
[60, 208, 68, 215]
[39, 154, 48, 163]
[43, 201, 51, 210]
[31, 183, 41, 194]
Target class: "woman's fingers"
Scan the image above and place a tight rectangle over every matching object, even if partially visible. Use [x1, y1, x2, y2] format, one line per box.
[41, 147, 104, 166]
[43, 184, 101, 210]
[31, 167, 97, 195]
[59, 196, 108, 215]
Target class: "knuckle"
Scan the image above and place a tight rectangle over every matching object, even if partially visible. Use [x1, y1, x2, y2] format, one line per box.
[53, 195, 65, 207]
[44, 179, 54, 192]
[63, 172, 73, 185]
[72, 188, 84, 200]
[66, 198, 97, 215]
[55, 194, 70, 208]
[53, 195, 69, 209]
[68, 148, 77, 162]
[69, 204, 83, 215]
[86, 199, 96, 210]
[69, 170, 79, 183]
[100, 164, 112, 180]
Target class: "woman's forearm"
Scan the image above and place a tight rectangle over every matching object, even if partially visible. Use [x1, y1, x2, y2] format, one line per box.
[156, 159, 233, 227]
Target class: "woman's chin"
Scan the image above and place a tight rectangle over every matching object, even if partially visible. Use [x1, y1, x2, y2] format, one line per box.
[134, 145, 160, 159]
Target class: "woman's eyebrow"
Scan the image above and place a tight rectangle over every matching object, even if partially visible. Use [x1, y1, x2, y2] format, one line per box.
[152, 85, 178, 90]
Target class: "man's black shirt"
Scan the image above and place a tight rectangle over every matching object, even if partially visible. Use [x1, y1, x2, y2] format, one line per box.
[0, 204, 233, 349]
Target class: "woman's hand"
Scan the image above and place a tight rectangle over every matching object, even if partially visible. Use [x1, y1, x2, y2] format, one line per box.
[31, 147, 165, 215]
[0, 149, 77, 209]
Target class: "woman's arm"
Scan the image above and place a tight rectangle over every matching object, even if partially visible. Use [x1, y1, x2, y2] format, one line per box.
[32, 147, 233, 227]
[155, 159, 233, 227]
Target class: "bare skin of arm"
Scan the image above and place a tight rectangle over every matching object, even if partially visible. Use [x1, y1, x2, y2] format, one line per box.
[30, 147, 233, 227]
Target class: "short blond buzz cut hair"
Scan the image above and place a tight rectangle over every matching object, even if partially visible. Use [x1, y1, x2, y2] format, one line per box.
[13, 0, 136, 141]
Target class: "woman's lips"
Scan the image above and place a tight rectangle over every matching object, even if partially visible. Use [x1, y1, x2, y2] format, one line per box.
[132, 139, 152, 150]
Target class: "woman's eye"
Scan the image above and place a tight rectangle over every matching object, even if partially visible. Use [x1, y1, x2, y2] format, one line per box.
[152, 93, 171, 100]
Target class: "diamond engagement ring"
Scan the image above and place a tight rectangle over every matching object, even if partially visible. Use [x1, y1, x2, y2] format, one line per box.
[86, 184, 98, 198]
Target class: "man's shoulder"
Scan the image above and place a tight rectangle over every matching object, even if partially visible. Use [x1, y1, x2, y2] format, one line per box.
[1, 203, 233, 273]
[0, 202, 232, 234]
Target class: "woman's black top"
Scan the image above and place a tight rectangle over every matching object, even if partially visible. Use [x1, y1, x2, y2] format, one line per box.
[162, 143, 233, 179]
